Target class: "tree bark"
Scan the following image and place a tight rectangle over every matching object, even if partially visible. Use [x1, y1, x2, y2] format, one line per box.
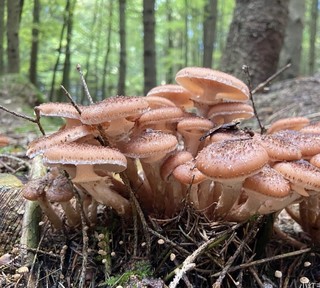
[60, 0, 76, 101]
[0, 0, 5, 75]
[278, 0, 305, 79]
[7, 0, 22, 73]
[220, 0, 289, 87]
[102, 0, 114, 99]
[143, 0, 157, 95]
[117, 0, 126, 96]
[309, 0, 318, 75]
[29, 0, 40, 86]
[203, 0, 218, 68]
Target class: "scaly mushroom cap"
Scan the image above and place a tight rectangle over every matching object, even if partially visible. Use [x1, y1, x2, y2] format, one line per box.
[121, 130, 178, 163]
[256, 133, 302, 162]
[26, 125, 94, 158]
[43, 143, 127, 173]
[147, 84, 193, 108]
[196, 139, 269, 182]
[144, 96, 177, 109]
[274, 160, 320, 194]
[207, 102, 254, 125]
[80, 96, 149, 124]
[274, 130, 320, 159]
[267, 117, 310, 134]
[45, 174, 75, 202]
[35, 102, 83, 119]
[243, 165, 291, 199]
[310, 153, 320, 168]
[175, 67, 250, 104]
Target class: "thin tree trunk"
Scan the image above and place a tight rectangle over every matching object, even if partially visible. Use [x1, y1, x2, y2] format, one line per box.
[49, 2, 68, 101]
[0, 0, 5, 74]
[29, 0, 40, 86]
[165, 0, 173, 84]
[117, 0, 126, 96]
[278, 0, 305, 79]
[184, 0, 189, 67]
[203, 0, 218, 68]
[60, 0, 76, 101]
[143, 0, 156, 95]
[7, 0, 22, 73]
[309, 0, 318, 75]
[102, 0, 114, 99]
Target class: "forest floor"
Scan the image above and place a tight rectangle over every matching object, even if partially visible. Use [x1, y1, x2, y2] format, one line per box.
[0, 74, 320, 287]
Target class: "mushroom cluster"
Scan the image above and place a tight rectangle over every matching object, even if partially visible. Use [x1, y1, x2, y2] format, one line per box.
[24, 67, 320, 236]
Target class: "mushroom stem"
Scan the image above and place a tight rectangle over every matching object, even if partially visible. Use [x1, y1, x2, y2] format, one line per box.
[73, 164, 102, 183]
[37, 196, 63, 229]
[80, 179, 131, 216]
[60, 202, 81, 227]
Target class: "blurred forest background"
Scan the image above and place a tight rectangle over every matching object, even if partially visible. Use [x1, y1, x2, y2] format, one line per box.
[1, 0, 319, 104]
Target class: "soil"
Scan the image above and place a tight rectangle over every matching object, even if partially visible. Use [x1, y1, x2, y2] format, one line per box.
[1, 74, 320, 287]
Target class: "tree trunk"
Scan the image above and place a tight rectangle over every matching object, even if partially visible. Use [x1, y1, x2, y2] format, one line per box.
[7, 0, 22, 73]
[117, 0, 126, 96]
[220, 0, 289, 87]
[165, 0, 174, 84]
[102, 0, 114, 99]
[184, 0, 189, 67]
[29, 0, 40, 86]
[203, 0, 218, 68]
[309, 0, 318, 75]
[278, 0, 305, 79]
[60, 0, 76, 101]
[143, 0, 156, 95]
[0, 0, 5, 75]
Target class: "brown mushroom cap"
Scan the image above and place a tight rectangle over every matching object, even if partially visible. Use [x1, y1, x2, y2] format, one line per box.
[257, 133, 302, 162]
[310, 153, 320, 168]
[160, 151, 193, 181]
[173, 160, 207, 185]
[273, 160, 320, 195]
[267, 117, 310, 134]
[26, 125, 94, 158]
[144, 95, 177, 109]
[196, 139, 269, 182]
[175, 67, 250, 104]
[147, 84, 194, 108]
[35, 102, 83, 119]
[121, 130, 178, 163]
[80, 96, 149, 124]
[207, 102, 254, 125]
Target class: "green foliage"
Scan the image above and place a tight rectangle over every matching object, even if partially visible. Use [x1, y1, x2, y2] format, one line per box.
[104, 260, 153, 287]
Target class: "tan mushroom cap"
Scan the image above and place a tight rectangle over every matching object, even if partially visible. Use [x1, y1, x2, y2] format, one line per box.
[273, 160, 320, 195]
[175, 67, 250, 104]
[147, 84, 194, 108]
[80, 96, 149, 124]
[160, 151, 193, 181]
[144, 95, 177, 109]
[243, 165, 291, 199]
[35, 102, 83, 119]
[173, 160, 207, 185]
[267, 117, 310, 134]
[310, 153, 320, 168]
[43, 143, 127, 183]
[300, 124, 320, 134]
[137, 107, 184, 131]
[257, 133, 302, 162]
[26, 125, 94, 158]
[207, 102, 254, 125]
[121, 130, 178, 163]
[196, 139, 269, 182]
[274, 130, 320, 159]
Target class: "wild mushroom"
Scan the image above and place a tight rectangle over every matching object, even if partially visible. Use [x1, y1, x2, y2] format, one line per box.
[267, 117, 310, 134]
[26, 124, 94, 158]
[207, 102, 254, 125]
[144, 95, 177, 109]
[177, 117, 214, 156]
[46, 169, 80, 227]
[227, 165, 295, 222]
[175, 67, 250, 116]
[22, 177, 63, 229]
[147, 84, 194, 109]
[195, 138, 269, 218]
[42, 142, 130, 216]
